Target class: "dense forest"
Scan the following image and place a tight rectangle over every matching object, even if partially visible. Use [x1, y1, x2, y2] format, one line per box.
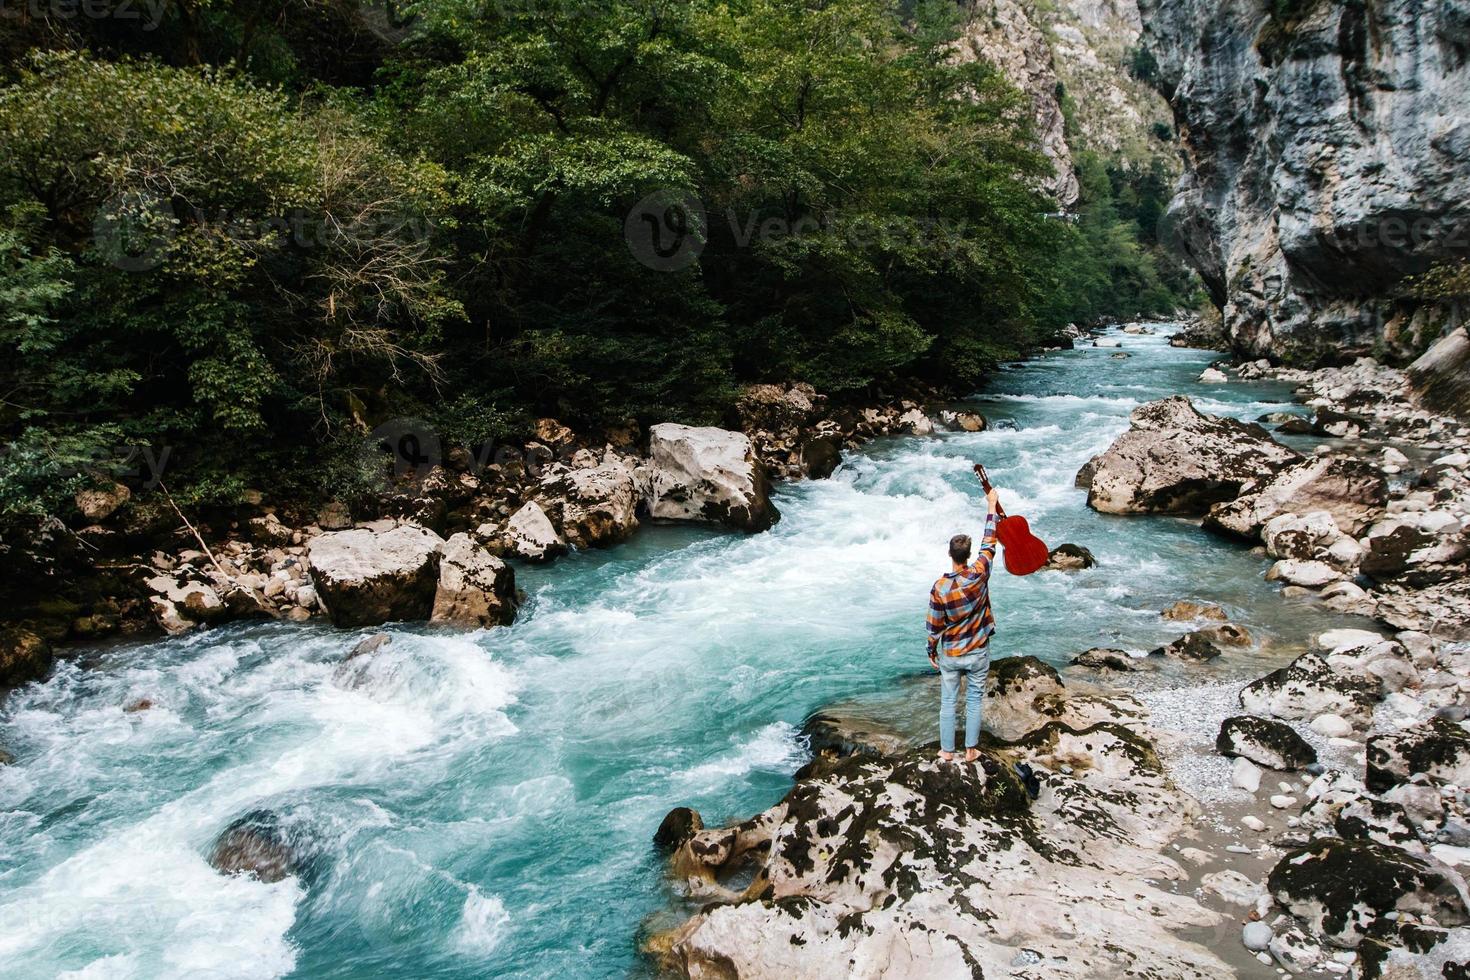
[0, 0, 1196, 528]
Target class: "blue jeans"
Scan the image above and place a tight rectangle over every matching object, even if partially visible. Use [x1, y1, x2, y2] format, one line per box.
[938, 651, 988, 752]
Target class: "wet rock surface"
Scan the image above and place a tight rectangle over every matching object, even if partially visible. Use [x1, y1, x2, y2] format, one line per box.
[207, 809, 312, 884]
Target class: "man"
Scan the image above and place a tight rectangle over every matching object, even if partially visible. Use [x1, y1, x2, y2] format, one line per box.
[926, 468, 1000, 764]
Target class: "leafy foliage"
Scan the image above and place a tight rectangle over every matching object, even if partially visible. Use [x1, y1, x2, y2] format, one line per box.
[0, 0, 1197, 528]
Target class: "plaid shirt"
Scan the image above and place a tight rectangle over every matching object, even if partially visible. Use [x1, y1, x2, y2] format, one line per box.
[927, 513, 998, 658]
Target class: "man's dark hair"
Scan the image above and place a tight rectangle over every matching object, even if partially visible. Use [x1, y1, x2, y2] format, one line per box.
[948, 534, 972, 564]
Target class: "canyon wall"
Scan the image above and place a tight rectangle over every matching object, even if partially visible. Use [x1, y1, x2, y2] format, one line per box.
[1139, 0, 1470, 364]
[959, 0, 1177, 207]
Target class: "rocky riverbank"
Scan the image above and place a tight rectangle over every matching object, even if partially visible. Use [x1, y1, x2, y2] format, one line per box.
[647, 337, 1470, 977]
[0, 371, 1005, 694]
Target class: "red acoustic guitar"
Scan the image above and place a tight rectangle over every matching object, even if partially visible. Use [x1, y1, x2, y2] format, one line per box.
[974, 464, 1050, 576]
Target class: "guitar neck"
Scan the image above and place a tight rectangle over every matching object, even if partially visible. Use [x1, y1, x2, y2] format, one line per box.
[973, 464, 1007, 519]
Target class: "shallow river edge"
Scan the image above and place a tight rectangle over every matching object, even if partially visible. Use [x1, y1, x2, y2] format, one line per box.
[644, 332, 1470, 979]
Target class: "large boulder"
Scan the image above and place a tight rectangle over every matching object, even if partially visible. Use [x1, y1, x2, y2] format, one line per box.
[0, 628, 53, 687]
[146, 575, 226, 635]
[653, 724, 1227, 979]
[430, 532, 517, 628]
[984, 656, 1142, 739]
[1240, 652, 1380, 728]
[537, 454, 641, 549]
[306, 522, 444, 627]
[1080, 396, 1300, 514]
[643, 423, 779, 532]
[1409, 327, 1470, 421]
[1361, 524, 1470, 588]
[1204, 456, 1387, 539]
[1267, 838, 1469, 948]
[1375, 580, 1470, 640]
[1216, 715, 1317, 771]
[1366, 719, 1470, 795]
[501, 501, 567, 562]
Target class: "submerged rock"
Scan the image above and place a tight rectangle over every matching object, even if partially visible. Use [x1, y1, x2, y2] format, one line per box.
[306, 523, 443, 627]
[1216, 715, 1317, 771]
[1043, 543, 1095, 570]
[1080, 396, 1300, 515]
[207, 810, 310, 883]
[643, 424, 779, 532]
[1160, 600, 1227, 622]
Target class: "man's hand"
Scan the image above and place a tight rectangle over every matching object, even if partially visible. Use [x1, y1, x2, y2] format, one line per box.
[986, 486, 1000, 513]
[928, 651, 939, 670]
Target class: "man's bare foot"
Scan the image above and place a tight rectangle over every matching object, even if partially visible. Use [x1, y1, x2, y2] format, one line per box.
[964, 748, 980, 763]
[938, 750, 955, 763]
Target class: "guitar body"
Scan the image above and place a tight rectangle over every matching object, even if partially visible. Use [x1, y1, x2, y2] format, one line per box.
[996, 514, 1049, 576]
[973, 462, 1050, 576]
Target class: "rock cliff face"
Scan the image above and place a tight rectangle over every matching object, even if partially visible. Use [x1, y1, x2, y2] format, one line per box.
[958, 0, 1176, 207]
[1139, 0, 1470, 364]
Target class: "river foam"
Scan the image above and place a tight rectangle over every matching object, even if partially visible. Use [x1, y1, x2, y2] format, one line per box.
[0, 326, 1353, 978]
